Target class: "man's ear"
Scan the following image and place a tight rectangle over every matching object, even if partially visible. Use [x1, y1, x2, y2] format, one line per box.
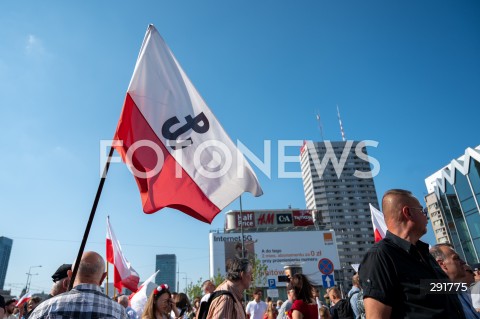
[401, 206, 412, 221]
[437, 259, 446, 270]
[67, 269, 73, 279]
[62, 278, 70, 290]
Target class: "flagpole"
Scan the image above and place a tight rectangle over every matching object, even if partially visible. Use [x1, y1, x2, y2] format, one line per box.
[239, 195, 248, 302]
[106, 260, 109, 297]
[106, 214, 109, 296]
[69, 146, 115, 290]
[239, 196, 245, 258]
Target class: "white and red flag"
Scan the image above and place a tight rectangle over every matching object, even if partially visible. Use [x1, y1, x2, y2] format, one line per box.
[129, 270, 159, 318]
[369, 203, 387, 242]
[106, 217, 140, 293]
[113, 24, 263, 224]
[16, 291, 33, 308]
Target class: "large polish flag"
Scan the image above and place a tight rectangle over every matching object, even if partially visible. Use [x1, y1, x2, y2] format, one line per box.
[113, 24, 263, 224]
[106, 217, 140, 293]
[130, 270, 159, 318]
[369, 203, 387, 242]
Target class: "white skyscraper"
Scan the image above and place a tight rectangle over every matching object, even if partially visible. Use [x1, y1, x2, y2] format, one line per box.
[300, 141, 379, 286]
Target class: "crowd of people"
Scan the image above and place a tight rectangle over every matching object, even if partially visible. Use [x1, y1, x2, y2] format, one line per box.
[0, 252, 348, 319]
[2, 188, 480, 319]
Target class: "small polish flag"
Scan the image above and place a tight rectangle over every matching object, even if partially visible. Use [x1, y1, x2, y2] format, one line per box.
[16, 291, 33, 308]
[106, 217, 140, 293]
[369, 203, 387, 242]
[130, 270, 159, 318]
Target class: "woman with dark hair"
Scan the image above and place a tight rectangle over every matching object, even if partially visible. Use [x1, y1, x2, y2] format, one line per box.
[174, 293, 195, 319]
[142, 284, 180, 319]
[287, 274, 318, 319]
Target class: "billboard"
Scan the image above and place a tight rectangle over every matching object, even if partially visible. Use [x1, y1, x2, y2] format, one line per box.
[209, 230, 340, 287]
[225, 209, 315, 230]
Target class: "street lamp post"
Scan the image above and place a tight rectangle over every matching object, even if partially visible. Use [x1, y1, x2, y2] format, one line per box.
[178, 272, 187, 293]
[25, 265, 42, 292]
[182, 276, 190, 294]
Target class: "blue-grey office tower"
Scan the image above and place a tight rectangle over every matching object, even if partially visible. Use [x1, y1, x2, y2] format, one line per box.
[0, 237, 13, 290]
[155, 254, 176, 291]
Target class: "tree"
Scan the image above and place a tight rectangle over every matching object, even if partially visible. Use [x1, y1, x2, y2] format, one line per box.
[247, 253, 268, 296]
[212, 268, 225, 286]
[186, 277, 204, 301]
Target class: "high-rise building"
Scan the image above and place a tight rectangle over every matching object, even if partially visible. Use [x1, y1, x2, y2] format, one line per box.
[0, 237, 13, 290]
[155, 254, 176, 291]
[425, 145, 480, 264]
[424, 192, 452, 244]
[300, 141, 379, 282]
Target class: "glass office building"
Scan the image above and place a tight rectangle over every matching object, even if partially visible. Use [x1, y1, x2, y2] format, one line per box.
[425, 145, 480, 264]
[0, 237, 13, 290]
[155, 254, 176, 291]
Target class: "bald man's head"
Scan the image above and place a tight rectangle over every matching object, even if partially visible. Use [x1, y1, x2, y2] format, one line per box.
[73, 251, 106, 286]
[382, 189, 417, 224]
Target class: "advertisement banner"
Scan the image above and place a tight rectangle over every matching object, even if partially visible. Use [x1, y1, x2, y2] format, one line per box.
[292, 210, 314, 226]
[236, 211, 255, 228]
[209, 230, 340, 287]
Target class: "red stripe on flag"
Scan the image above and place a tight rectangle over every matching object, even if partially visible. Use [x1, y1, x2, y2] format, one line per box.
[106, 238, 114, 264]
[114, 93, 220, 223]
[113, 265, 122, 292]
[374, 229, 383, 242]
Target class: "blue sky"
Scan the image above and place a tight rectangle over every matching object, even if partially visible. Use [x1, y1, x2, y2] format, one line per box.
[1, 1, 479, 297]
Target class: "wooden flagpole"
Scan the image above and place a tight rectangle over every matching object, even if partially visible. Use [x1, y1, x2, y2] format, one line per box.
[239, 196, 245, 258]
[68, 146, 115, 290]
[106, 260, 109, 296]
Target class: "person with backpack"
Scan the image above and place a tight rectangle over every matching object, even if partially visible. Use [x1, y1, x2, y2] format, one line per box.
[276, 283, 294, 319]
[347, 275, 360, 319]
[198, 258, 251, 319]
[327, 286, 354, 319]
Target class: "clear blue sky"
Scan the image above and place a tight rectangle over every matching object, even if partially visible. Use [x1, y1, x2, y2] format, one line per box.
[1, 1, 479, 297]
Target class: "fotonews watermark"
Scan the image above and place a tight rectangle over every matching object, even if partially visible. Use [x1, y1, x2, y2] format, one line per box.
[99, 139, 380, 180]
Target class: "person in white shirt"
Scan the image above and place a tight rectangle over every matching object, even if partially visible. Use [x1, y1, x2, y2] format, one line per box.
[246, 288, 267, 319]
[200, 280, 216, 304]
[470, 263, 480, 311]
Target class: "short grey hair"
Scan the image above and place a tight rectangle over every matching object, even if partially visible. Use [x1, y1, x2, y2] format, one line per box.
[430, 243, 454, 261]
[227, 258, 251, 281]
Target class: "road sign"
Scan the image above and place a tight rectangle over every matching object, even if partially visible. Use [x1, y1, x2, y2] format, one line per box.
[268, 278, 276, 289]
[318, 258, 334, 275]
[322, 274, 335, 288]
[267, 289, 279, 298]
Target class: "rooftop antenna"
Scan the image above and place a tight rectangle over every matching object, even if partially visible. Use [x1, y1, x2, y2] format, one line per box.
[315, 110, 325, 141]
[336, 104, 346, 141]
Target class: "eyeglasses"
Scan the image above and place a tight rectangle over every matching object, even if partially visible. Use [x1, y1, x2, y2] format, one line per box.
[407, 206, 429, 219]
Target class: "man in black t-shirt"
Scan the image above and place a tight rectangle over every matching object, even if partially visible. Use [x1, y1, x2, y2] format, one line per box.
[328, 286, 354, 319]
[359, 189, 466, 319]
